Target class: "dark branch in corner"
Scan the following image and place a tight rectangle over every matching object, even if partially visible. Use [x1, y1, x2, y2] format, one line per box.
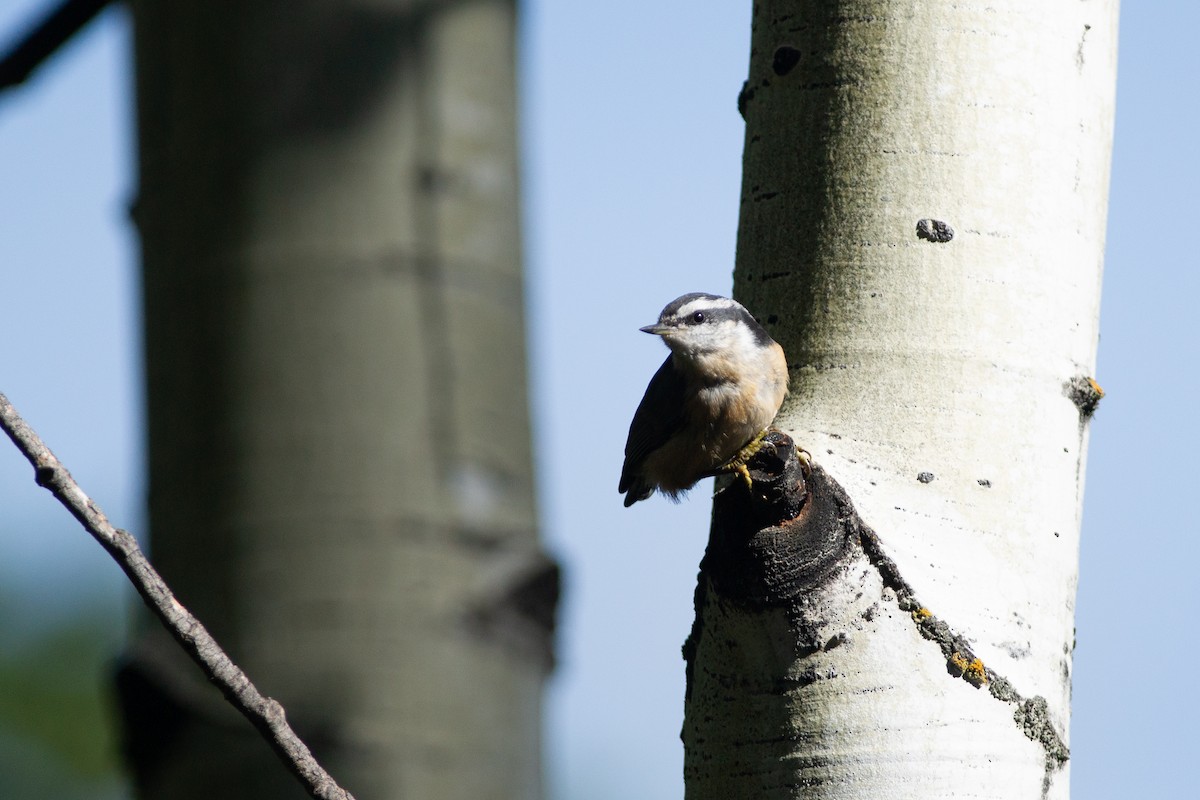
[0, 393, 356, 800]
[0, 0, 114, 92]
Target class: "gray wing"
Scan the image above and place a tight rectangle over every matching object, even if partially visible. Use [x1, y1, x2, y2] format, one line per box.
[619, 356, 686, 505]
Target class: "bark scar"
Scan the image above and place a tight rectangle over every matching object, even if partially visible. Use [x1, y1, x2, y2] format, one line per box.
[858, 508, 1071, 785]
[464, 553, 560, 671]
[694, 435, 1070, 786]
[1064, 374, 1104, 419]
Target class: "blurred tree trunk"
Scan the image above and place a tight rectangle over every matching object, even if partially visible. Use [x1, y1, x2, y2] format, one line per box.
[684, 2, 1116, 798]
[119, 1, 556, 798]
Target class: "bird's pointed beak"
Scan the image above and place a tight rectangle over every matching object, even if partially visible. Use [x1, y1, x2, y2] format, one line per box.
[640, 324, 670, 335]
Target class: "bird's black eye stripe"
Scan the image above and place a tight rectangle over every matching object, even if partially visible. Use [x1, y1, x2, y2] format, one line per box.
[668, 304, 750, 328]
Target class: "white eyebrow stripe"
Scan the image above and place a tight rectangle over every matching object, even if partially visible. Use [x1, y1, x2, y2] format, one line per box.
[676, 297, 741, 317]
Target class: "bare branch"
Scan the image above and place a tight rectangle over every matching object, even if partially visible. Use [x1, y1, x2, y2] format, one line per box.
[0, 0, 114, 93]
[0, 392, 356, 800]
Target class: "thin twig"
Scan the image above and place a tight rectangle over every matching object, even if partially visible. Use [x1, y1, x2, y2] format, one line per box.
[0, 392, 356, 800]
[0, 0, 114, 92]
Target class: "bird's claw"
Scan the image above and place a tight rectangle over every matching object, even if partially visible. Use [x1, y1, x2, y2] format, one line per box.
[717, 428, 770, 490]
[733, 462, 754, 490]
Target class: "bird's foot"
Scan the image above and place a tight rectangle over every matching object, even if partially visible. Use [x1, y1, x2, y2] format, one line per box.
[796, 447, 813, 476]
[718, 428, 771, 490]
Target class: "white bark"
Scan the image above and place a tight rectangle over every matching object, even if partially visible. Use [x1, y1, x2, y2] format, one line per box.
[685, 1, 1117, 798]
[126, 1, 552, 798]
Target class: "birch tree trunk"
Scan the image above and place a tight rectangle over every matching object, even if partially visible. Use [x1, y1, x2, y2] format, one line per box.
[683, 2, 1116, 798]
[120, 1, 555, 798]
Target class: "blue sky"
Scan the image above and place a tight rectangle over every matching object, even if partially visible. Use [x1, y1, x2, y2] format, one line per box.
[1, 1, 1196, 798]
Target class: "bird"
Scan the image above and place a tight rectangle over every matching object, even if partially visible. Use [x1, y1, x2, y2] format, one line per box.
[619, 292, 788, 507]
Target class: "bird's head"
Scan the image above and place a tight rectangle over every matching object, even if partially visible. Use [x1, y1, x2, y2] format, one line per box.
[641, 292, 775, 363]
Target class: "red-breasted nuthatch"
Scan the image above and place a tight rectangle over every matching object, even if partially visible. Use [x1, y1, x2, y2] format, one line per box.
[619, 292, 789, 507]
